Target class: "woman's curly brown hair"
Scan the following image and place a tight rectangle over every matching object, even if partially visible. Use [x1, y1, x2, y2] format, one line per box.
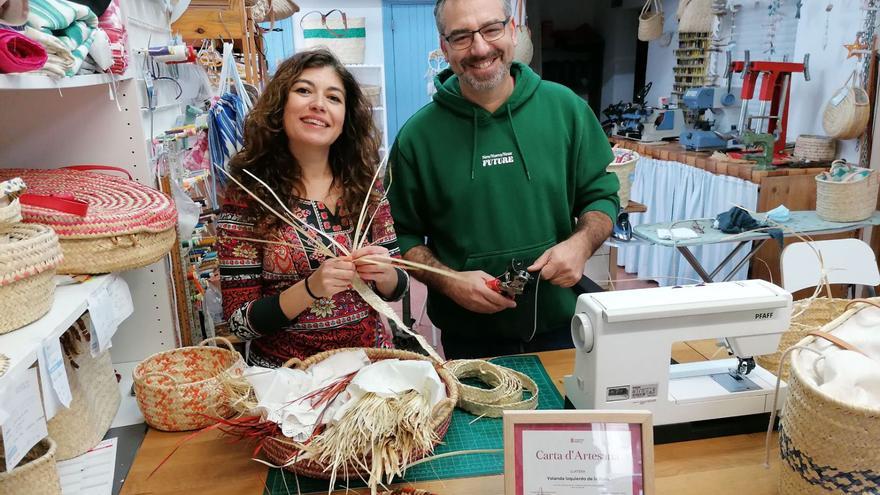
[228, 49, 382, 229]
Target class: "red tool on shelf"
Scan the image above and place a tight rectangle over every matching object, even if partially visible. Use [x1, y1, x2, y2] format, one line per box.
[726, 50, 810, 156]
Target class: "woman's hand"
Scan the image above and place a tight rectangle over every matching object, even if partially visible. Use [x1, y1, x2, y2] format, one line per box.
[351, 246, 398, 297]
[308, 256, 356, 298]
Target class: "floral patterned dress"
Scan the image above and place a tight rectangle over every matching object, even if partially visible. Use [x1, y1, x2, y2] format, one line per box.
[218, 188, 397, 367]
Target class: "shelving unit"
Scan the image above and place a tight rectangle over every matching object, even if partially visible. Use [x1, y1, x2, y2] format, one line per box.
[0, 72, 133, 91]
[347, 64, 389, 156]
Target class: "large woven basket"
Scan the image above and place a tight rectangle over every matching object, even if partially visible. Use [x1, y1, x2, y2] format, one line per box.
[793, 135, 836, 162]
[47, 316, 121, 460]
[608, 149, 639, 207]
[133, 337, 246, 431]
[822, 74, 870, 140]
[0, 223, 63, 334]
[301, 10, 366, 65]
[755, 297, 852, 382]
[638, 0, 664, 41]
[815, 166, 879, 222]
[0, 438, 62, 495]
[779, 308, 880, 494]
[0, 167, 177, 274]
[261, 348, 458, 480]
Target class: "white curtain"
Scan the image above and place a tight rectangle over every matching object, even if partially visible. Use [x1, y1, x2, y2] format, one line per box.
[618, 156, 759, 287]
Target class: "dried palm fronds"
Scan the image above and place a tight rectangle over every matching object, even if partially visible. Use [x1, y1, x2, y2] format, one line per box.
[445, 359, 539, 417]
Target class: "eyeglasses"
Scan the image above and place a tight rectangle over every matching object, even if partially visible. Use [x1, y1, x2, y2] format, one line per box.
[443, 18, 510, 50]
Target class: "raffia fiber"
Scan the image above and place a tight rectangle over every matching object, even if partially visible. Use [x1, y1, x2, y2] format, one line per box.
[0, 438, 61, 495]
[445, 359, 539, 417]
[133, 337, 246, 431]
[779, 307, 880, 494]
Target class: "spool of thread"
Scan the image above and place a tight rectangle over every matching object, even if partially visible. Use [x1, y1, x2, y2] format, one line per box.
[148, 44, 196, 64]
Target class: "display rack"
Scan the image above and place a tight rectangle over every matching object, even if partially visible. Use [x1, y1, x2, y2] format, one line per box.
[0, 72, 133, 91]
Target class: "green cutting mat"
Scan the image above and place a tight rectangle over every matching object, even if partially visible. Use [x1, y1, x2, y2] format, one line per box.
[264, 355, 564, 494]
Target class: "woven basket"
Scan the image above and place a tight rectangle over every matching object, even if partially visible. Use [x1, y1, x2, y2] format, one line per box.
[638, 0, 664, 41]
[0, 168, 177, 274]
[133, 337, 246, 432]
[815, 165, 879, 222]
[822, 73, 870, 140]
[677, 0, 713, 33]
[47, 316, 121, 460]
[608, 149, 639, 207]
[0, 177, 25, 227]
[301, 10, 366, 65]
[361, 84, 381, 107]
[0, 438, 62, 495]
[0, 198, 21, 227]
[779, 310, 880, 494]
[755, 298, 852, 382]
[0, 223, 63, 334]
[792, 135, 836, 162]
[261, 348, 458, 480]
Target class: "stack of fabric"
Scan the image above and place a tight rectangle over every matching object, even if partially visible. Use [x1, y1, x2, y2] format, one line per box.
[27, 0, 103, 76]
[96, 0, 126, 74]
[0, 0, 47, 74]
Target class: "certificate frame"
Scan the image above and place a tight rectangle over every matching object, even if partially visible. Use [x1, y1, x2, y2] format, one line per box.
[503, 410, 654, 495]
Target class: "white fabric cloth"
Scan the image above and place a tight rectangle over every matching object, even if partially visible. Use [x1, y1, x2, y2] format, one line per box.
[796, 305, 880, 412]
[618, 156, 759, 286]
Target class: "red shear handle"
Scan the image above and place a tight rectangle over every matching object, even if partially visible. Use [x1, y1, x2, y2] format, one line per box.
[486, 279, 502, 292]
[20, 193, 89, 216]
[63, 165, 133, 181]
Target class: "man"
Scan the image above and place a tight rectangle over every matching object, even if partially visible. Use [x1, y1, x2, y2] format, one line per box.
[387, 0, 619, 359]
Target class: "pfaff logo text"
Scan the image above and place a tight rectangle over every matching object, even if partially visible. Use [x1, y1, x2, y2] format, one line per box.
[754, 312, 774, 320]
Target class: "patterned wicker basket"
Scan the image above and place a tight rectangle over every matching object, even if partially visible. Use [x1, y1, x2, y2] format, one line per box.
[0, 167, 177, 274]
[0, 438, 62, 495]
[792, 135, 836, 162]
[133, 337, 246, 432]
[48, 315, 121, 460]
[0, 223, 63, 334]
[261, 348, 458, 480]
[779, 306, 880, 494]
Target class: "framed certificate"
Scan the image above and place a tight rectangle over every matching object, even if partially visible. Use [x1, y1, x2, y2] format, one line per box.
[503, 410, 654, 495]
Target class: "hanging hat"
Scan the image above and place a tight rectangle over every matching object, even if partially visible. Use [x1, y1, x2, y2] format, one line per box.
[67, 0, 112, 17]
[0, 0, 28, 26]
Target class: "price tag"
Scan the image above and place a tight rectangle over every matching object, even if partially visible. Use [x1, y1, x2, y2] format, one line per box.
[1, 368, 49, 472]
[87, 276, 134, 355]
[37, 337, 72, 419]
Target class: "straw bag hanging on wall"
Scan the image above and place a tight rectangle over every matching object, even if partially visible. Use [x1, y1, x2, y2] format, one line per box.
[638, 0, 664, 41]
[513, 0, 533, 64]
[300, 10, 366, 65]
[250, 0, 299, 24]
[823, 71, 870, 140]
[677, 0, 713, 33]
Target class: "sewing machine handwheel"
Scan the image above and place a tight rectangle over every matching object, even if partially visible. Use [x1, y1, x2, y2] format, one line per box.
[571, 313, 594, 353]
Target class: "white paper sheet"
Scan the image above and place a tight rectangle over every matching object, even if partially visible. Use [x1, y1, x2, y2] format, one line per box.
[38, 336, 72, 419]
[87, 276, 134, 355]
[1, 368, 49, 472]
[57, 437, 117, 495]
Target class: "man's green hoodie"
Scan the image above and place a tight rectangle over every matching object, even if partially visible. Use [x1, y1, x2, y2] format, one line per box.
[387, 62, 619, 340]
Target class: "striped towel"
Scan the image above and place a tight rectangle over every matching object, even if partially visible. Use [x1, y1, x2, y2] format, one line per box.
[21, 26, 75, 77]
[97, 0, 126, 74]
[208, 93, 248, 181]
[27, 0, 99, 76]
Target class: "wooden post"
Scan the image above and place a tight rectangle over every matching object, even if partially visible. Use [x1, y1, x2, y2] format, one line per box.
[159, 175, 194, 347]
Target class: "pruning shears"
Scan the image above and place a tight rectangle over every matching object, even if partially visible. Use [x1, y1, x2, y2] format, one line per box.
[486, 259, 532, 299]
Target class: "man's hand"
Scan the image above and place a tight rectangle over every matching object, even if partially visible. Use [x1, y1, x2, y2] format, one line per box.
[528, 238, 591, 288]
[447, 270, 517, 314]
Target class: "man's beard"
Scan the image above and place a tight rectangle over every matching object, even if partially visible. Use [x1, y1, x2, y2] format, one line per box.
[459, 52, 511, 91]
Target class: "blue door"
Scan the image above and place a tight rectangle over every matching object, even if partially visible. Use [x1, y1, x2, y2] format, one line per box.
[382, 1, 440, 144]
[260, 18, 295, 75]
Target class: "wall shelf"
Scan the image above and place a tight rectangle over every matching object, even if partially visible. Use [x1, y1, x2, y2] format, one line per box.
[0, 73, 132, 91]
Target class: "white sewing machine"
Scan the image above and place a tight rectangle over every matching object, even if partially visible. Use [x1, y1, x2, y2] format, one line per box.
[564, 280, 792, 428]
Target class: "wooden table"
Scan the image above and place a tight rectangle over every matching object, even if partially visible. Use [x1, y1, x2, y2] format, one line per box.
[120, 350, 782, 495]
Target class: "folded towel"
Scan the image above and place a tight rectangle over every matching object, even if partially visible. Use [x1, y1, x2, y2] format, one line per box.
[0, 28, 47, 72]
[28, 0, 98, 75]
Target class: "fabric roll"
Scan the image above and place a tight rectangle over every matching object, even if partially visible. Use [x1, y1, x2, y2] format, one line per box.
[0, 28, 47, 72]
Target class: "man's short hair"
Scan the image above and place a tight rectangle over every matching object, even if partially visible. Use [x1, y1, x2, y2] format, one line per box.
[434, 0, 512, 36]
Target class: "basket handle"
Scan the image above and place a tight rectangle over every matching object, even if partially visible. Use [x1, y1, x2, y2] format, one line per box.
[63, 165, 133, 181]
[808, 330, 869, 358]
[300, 9, 349, 38]
[198, 336, 237, 352]
[19, 193, 89, 216]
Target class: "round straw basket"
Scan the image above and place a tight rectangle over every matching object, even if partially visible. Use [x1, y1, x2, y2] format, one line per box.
[261, 348, 458, 480]
[0, 223, 63, 335]
[0, 438, 62, 495]
[779, 332, 880, 494]
[638, 0, 664, 41]
[48, 317, 121, 460]
[755, 297, 851, 382]
[608, 149, 639, 207]
[815, 166, 879, 222]
[792, 135, 836, 162]
[0, 168, 177, 274]
[822, 75, 870, 140]
[133, 337, 246, 431]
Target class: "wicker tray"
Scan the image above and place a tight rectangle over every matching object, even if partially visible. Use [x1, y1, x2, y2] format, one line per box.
[0, 223, 63, 334]
[0, 167, 177, 274]
[261, 348, 458, 480]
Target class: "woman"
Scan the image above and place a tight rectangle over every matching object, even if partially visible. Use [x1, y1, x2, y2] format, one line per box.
[218, 49, 408, 367]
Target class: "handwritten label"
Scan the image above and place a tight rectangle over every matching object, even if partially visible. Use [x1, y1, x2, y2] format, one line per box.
[87, 276, 134, 355]
[1, 368, 49, 472]
[37, 337, 72, 419]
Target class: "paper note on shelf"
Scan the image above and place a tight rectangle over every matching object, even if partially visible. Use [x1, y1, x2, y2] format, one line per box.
[87, 275, 134, 355]
[57, 437, 118, 495]
[0, 367, 49, 472]
[37, 336, 72, 419]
